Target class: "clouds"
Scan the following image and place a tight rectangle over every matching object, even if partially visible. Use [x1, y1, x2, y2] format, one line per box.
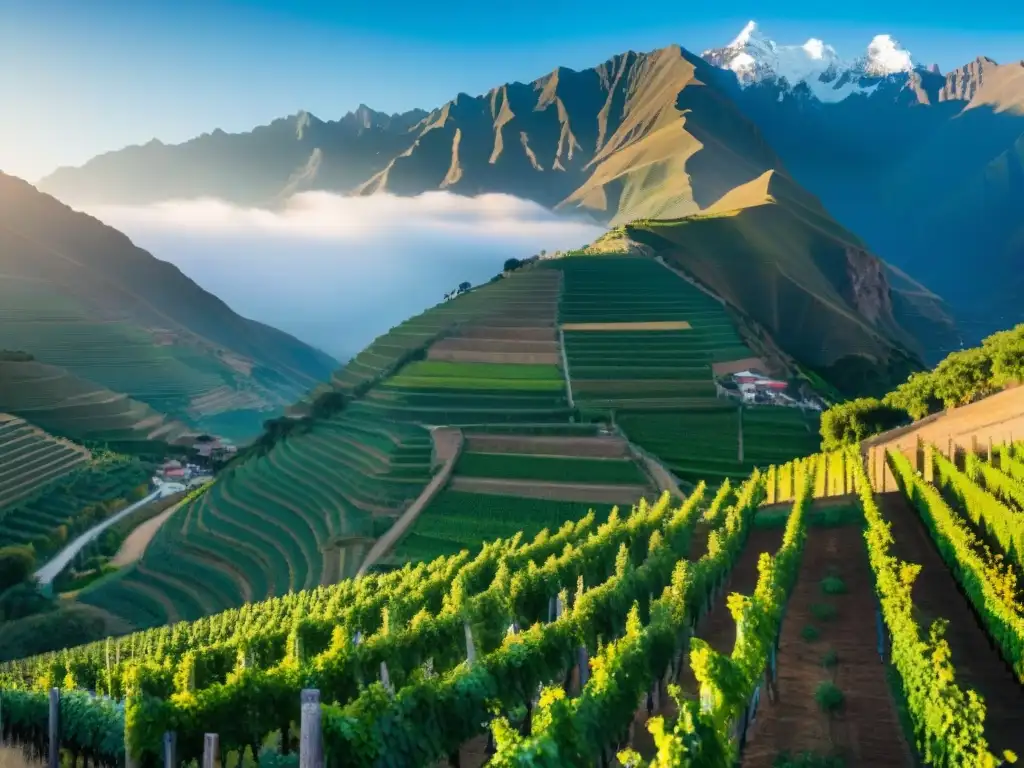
[90, 191, 603, 360]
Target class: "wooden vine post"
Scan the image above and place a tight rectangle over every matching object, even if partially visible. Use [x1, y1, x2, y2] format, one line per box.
[48, 688, 59, 768]
[203, 733, 220, 768]
[299, 690, 323, 768]
[163, 732, 177, 768]
[923, 443, 934, 484]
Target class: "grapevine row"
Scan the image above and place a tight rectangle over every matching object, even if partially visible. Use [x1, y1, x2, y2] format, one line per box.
[489, 459, 789, 765]
[618, 454, 818, 766]
[851, 448, 998, 766]
[889, 450, 1024, 681]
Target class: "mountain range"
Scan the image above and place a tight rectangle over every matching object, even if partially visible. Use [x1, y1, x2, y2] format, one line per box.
[32, 23, 1024, 368]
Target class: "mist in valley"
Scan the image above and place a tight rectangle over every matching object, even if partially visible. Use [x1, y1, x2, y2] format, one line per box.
[90, 191, 603, 361]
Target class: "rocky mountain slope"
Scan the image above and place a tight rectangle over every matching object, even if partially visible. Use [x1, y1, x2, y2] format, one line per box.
[699, 23, 1024, 346]
[0, 173, 337, 442]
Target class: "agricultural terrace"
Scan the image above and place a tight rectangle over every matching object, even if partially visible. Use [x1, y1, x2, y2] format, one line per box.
[0, 281, 229, 423]
[550, 254, 751, 410]
[0, 360, 190, 444]
[78, 411, 434, 627]
[389, 431, 657, 564]
[0, 451, 152, 556]
[330, 268, 560, 395]
[0, 414, 89, 510]
[618, 405, 819, 485]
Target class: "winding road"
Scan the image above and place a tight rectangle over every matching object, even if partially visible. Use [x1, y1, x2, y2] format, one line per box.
[34, 487, 167, 585]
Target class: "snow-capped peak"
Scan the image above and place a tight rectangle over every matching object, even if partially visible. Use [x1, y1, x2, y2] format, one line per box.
[864, 34, 914, 76]
[703, 21, 915, 103]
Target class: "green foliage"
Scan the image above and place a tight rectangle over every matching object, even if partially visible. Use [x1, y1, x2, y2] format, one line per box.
[815, 681, 845, 713]
[863, 449, 1006, 765]
[820, 576, 847, 595]
[801, 625, 821, 642]
[819, 397, 909, 450]
[454, 452, 648, 485]
[820, 649, 838, 668]
[820, 323, 1024, 448]
[0, 545, 36, 592]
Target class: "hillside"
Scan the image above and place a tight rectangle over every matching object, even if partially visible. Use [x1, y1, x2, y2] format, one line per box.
[75, 255, 822, 628]
[621, 171, 958, 389]
[0, 173, 338, 442]
[0, 413, 90, 510]
[0, 358, 192, 446]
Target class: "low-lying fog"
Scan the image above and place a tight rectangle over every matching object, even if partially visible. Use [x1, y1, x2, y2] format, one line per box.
[91, 191, 603, 361]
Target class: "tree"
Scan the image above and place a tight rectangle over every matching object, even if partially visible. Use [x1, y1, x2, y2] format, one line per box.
[819, 398, 908, 449]
[503, 258, 522, 273]
[0, 545, 36, 593]
[458, 281, 471, 293]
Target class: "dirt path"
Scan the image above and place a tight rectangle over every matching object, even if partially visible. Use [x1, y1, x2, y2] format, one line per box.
[879, 491, 1024, 757]
[357, 428, 464, 576]
[449, 477, 652, 505]
[742, 525, 909, 767]
[109, 489, 200, 567]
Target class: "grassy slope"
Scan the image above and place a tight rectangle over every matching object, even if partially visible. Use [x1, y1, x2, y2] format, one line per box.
[624, 171, 946, 396]
[0, 173, 336, 440]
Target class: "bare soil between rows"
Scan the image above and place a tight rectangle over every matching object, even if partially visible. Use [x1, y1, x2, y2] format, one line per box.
[742, 524, 909, 767]
[879, 491, 1024, 757]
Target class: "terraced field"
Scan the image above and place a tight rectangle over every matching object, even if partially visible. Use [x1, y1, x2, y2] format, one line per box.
[75, 259, 822, 627]
[552, 254, 750, 409]
[0, 414, 90, 510]
[78, 411, 435, 625]
[0, 359, 192, 444]
[0, 451, 152, 555]
[330, 269, 560, 394]
[390, 490, 617, 562]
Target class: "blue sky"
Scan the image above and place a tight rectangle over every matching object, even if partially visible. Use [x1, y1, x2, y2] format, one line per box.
[3, 0, 1023, 181]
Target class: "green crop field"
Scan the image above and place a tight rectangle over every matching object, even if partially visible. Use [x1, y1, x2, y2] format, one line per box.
[454, 451, 648, 485]
[549, 256, 752, 411]
[742, 406, 820, 465]
[618, 407, 746, 483]
[391, 489, 616, 562]
[0, 451, 153, 555]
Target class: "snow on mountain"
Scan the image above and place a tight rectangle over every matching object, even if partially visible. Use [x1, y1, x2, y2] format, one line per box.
[703, 21, 915, 102]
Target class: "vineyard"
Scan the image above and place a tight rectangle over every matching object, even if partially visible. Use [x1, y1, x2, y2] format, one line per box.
[74, 411, 435, 626]
[4, 438, 1024, 766]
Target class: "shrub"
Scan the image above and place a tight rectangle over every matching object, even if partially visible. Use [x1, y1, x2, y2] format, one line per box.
[819, 397, 909, 450]
[801, 624, 820, 642]
[815, 681, 845, 713]
[0, 545, 36, 592]
[820, 575, 847, 595]
[821, 648, 838, 668]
